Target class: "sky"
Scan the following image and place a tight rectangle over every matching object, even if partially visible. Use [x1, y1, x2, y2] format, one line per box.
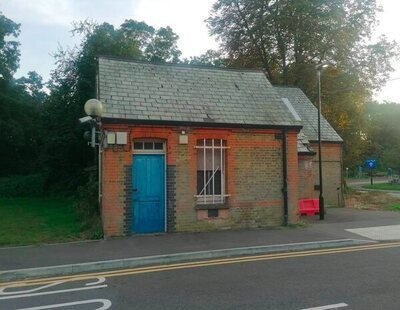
[1, 0, 399, 102]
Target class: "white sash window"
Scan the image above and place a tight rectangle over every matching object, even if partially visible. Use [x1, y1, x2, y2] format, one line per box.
[195, 139, 229, 205]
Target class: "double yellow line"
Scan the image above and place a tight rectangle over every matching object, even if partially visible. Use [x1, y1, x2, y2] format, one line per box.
[2, 241, 400, 288]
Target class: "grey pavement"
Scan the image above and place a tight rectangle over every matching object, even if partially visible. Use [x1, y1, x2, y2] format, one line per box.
[1, 208, 400, 274]
[0, 222, 353, 271]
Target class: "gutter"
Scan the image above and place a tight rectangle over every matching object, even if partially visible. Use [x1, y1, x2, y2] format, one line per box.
[308, 140, 344, 144]
[298, 151, 316, 156]
[101, 117, 303, 131]
[96, 58, 103, 208]
[282, 128, 289, 226]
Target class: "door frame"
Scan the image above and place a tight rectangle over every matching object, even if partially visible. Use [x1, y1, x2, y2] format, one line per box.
[132, 139, 167, 233]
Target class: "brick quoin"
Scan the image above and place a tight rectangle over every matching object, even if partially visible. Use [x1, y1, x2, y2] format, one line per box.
[285, 131, 299, 223]
[101, 124, 300, 237]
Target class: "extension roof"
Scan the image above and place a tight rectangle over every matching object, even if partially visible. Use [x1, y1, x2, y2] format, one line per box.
[98, 56, 301, 128]
[275, 87, 343, 143]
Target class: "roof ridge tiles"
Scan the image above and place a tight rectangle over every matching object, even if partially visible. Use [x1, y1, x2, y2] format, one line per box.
[97, 55, 265, 73]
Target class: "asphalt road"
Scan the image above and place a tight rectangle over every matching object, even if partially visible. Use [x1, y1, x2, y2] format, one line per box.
[1, 243, 400, 310]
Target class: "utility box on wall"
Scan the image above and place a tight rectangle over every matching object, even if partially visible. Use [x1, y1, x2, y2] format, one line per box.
[106, 132, 116, 144]
[105, 131, 127, 146]
[116, 132, 127, 145]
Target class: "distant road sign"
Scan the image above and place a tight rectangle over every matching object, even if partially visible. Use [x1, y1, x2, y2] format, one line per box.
[365, 159, 377, 169]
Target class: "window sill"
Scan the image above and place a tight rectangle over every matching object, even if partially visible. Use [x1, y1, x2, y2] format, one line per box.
[195, 204, 229, 210]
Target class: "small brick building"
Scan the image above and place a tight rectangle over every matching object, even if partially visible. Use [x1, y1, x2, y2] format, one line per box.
[97, 56, 342, 237]
[275, 87, 344, 207]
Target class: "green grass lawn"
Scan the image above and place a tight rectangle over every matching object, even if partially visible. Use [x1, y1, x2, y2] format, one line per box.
[363, 183, 400, 191]
[0, 197, 83, 247]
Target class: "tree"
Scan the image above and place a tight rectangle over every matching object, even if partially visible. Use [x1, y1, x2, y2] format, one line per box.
[120, 20, 155, 49]
[207, 0, 397, 86]
[42, 21, 142, 189]
[144, 26, 181, 63]
[43, 20, 182, 190]
[364, 102, 400, 170]
[0, 91, 41, 175]
[120, 21, 181, 63]
[0, 13, 44, 176]
[0, 12, 20, 81]
[207, 0, 399, 168]
[185, 49, 227, 67]
[15, 71, 47, 104]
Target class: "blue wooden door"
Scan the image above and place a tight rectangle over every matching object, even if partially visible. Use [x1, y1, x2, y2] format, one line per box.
[132, 154, 165, 233]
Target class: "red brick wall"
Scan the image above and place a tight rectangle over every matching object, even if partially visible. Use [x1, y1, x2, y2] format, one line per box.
[101, 140, 130, 237]
[309, 142, 343, 207]
[101, 124, 299, 236]
[286, 131, 299, 223]
[298, 155, 314, 199]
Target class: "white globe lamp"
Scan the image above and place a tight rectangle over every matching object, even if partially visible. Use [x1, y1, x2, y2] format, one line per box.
[84, 99, 103, 117]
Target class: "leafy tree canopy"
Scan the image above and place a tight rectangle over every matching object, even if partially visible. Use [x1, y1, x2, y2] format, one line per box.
[207, 0, 399, 168]
[15, 71, 47, 104]
[207, 0, 398, 89]
[0, 12, 20, 81]
[184, 49, 228, 67]
[363, 101, 400, 170]
[42, 20, 181, 190]
[120, 20, 181, 63]
[0, 13, 46, 175]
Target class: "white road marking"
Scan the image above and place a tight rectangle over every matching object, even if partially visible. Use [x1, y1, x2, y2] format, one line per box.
[346, 224, 400, 240]
[85, 277, 106, 286]
[300, 303, 348, 310]
[0, 281, 63, 295]
[0, 277, 105, 295]
[0, 284, 107, 300]
[15, 298, 112, 310]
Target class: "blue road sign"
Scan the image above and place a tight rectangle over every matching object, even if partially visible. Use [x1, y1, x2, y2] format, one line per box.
[365, 159, 377, 169]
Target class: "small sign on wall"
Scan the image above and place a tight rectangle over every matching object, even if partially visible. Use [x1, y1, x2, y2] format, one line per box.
[179, 132, 188, 144]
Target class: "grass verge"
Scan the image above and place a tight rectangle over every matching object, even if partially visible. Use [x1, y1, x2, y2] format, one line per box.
[363, 183, 400, 191]
[345, 190, 400, 211]
[390, 204, 400, 211]
[0, 197, 84, 247]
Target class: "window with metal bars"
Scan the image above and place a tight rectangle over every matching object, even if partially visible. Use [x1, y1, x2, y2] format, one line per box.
[195, 139, 228, 204]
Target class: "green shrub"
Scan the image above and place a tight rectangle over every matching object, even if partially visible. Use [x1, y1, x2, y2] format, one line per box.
[390, 204, 400, 211]
[74, 166, 103, 239]
[0, 174, 46, 197]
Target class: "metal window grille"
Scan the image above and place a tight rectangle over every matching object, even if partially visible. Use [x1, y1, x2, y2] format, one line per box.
[195, 139, 229, 204]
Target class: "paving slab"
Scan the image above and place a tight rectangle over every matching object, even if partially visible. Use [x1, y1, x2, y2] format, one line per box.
[0, 227, 345, 271]
[0, 239, 374, 282]
[347, 224, 400, 240]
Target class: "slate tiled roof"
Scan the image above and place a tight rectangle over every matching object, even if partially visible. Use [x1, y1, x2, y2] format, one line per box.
[297, 130, 314, 154]
[98, 56, 301, 128]
[275, 87, 343, 143]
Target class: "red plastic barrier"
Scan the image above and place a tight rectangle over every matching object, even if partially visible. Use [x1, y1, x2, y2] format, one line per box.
[298, 199, 319, 216]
